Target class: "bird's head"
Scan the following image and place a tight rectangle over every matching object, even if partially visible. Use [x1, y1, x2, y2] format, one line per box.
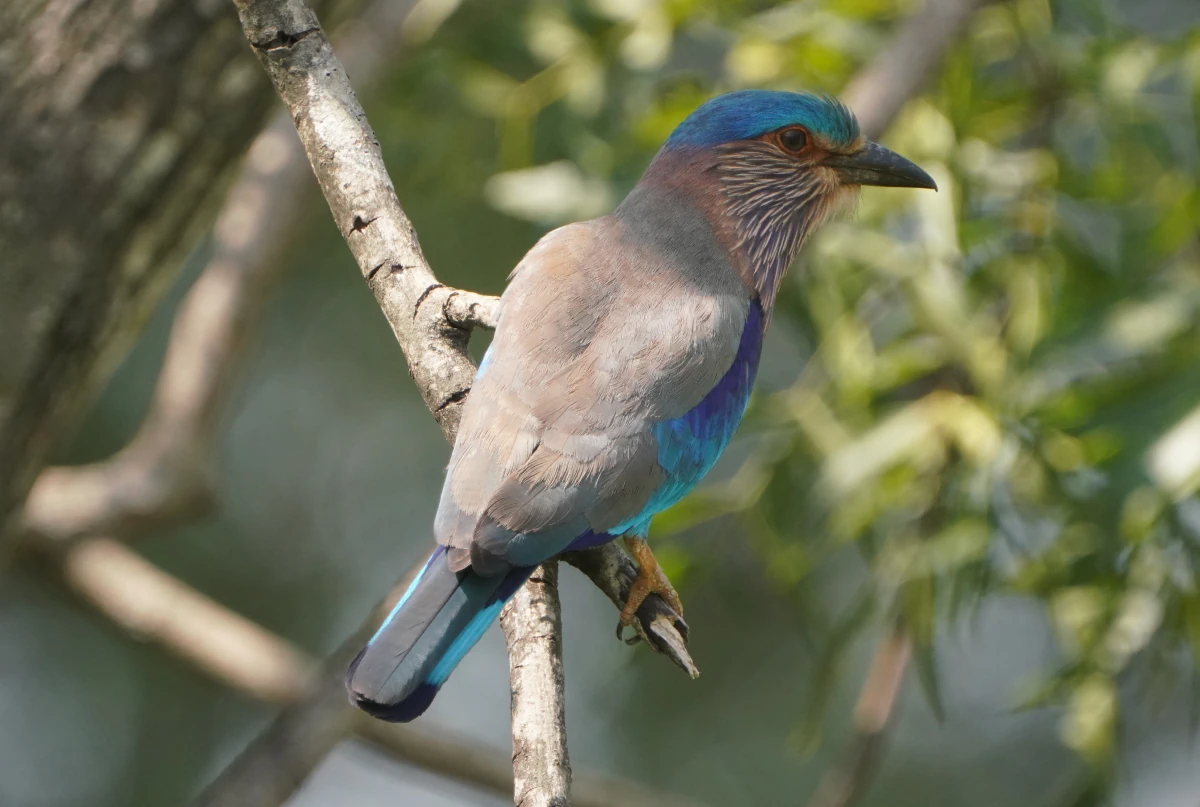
[651, 89, 936, 307]
[666, 89, 935, 192]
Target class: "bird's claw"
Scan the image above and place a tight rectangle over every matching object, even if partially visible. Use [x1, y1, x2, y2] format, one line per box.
[614, 535, 684, 640]
[616, 621, 642, 645]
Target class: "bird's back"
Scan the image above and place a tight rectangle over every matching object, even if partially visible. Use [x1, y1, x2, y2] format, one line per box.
[436, 201, 756, 573]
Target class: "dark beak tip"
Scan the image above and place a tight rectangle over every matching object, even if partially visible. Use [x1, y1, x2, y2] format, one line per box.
[828, 141, 938, 192]
[915, 165, 939, 192]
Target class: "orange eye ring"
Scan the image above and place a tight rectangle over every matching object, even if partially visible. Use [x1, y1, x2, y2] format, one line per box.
[776, 126, 809, 154]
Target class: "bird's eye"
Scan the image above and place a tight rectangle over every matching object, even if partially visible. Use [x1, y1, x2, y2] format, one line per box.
[778, 127, 808, 153]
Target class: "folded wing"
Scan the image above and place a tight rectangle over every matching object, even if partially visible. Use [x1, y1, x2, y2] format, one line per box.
[435, 218, 749, 574]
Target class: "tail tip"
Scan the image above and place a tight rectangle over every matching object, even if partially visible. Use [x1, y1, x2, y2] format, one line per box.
[346, 675, 441, 723]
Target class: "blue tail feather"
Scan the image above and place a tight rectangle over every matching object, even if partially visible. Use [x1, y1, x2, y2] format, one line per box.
[346, 547, 532, 722]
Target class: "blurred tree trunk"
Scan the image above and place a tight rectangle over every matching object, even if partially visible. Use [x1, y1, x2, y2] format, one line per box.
[0, 0, 352, 539]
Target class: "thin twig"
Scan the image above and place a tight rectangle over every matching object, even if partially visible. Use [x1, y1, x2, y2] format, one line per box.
[502, 562, 573, 807]
[806, 627, 912, 807]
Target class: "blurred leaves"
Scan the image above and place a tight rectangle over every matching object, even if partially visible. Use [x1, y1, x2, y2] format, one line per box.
[722, 0, 1200, 770]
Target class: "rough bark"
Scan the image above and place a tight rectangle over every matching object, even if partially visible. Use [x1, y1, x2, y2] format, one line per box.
[0, 0, 353, 541]
[231, 0, 483, 435]
[502, 563, 572, 807]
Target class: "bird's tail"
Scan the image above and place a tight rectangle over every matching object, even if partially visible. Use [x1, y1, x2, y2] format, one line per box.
[346, 546, 532, 722]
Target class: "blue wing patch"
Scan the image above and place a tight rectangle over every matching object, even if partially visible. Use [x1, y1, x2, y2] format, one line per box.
[610, 299, 764, 536]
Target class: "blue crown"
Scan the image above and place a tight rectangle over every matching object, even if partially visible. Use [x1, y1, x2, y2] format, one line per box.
[667, 90, 860, 150]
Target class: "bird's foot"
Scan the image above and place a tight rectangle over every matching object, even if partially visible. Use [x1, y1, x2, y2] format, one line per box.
[617, 536, 684, 637]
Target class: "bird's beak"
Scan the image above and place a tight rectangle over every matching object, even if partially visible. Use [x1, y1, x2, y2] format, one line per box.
[824, 141, 937, 191]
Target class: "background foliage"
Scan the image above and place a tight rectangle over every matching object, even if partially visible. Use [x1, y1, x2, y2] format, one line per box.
[4, 0, 1199, 805]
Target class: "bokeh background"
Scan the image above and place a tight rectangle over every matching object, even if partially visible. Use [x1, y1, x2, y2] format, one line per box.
[3, 0, 1200, 805]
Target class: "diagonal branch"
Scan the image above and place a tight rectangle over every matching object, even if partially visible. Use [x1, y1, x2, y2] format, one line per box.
[232, 0, 477, 434]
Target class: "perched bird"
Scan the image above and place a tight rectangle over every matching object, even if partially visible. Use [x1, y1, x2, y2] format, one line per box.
[347, 89, 935, 722]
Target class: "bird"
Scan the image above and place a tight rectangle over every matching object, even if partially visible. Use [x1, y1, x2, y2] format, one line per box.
[347, 89, 936, 722]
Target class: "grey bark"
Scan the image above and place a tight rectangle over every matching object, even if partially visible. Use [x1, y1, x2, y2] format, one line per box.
[18, 0, 427, 554]
[502, 562, 572, 807]
[231, 0, 483, 434]
[0, 0, 353, 542]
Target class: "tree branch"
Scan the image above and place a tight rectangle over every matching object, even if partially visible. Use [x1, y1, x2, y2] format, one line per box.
[502, 562, 572, 807]
[63, 536, 316, 703]
[232, 0, 478, 434]
[563, 548, 698, 678]
[192, 556, 703, 807]
[227, 6, 592, 797]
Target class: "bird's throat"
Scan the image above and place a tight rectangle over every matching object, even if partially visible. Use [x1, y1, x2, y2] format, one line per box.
[713, 148, 847, 316]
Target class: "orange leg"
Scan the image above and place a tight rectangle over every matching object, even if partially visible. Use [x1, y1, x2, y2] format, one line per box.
[619, 535, 684, 627]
